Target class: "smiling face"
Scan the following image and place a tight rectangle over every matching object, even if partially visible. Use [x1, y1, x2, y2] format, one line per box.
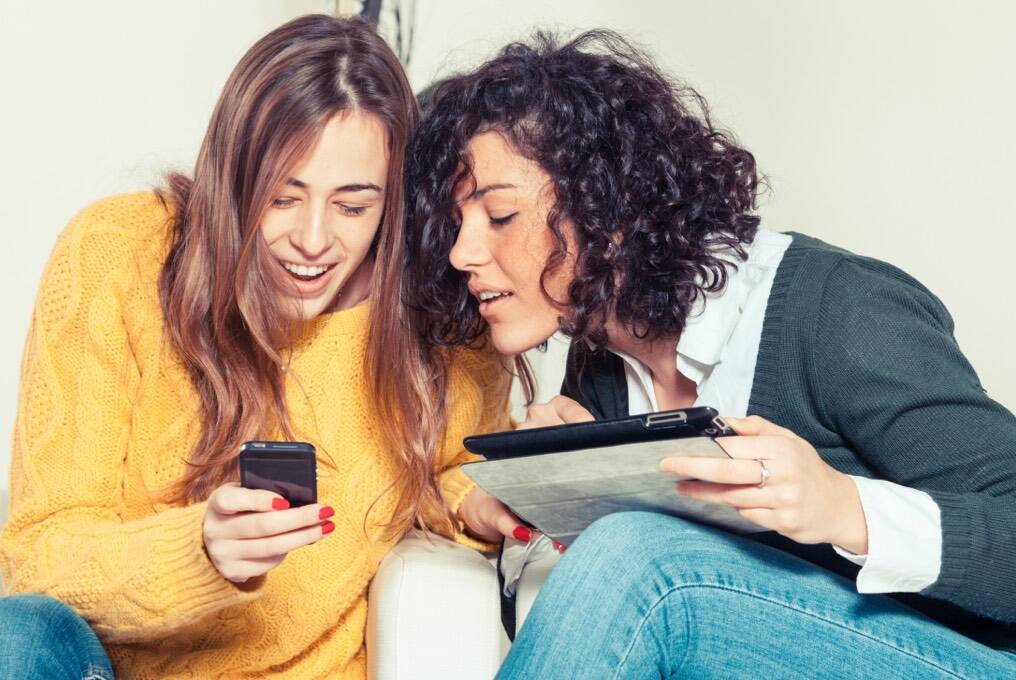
[260, 110, 388, 321]
[449, 131, 573, 356]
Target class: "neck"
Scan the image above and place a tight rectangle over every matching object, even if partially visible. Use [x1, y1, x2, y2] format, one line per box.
[604, 317, 696, 409]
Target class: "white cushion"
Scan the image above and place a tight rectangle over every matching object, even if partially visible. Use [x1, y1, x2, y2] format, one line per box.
[367, 532, 509, 680]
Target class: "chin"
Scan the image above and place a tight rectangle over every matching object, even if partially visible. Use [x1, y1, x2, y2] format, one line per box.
[489, 325, 556, 357]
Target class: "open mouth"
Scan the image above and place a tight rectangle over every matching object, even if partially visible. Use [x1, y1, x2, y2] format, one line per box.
[478, 291, 513, 303]
[281, 261, 334, 281]
[476, 290, 514, 314]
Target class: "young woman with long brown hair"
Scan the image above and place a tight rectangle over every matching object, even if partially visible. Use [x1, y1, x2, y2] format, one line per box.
[0, 14, 516, 679]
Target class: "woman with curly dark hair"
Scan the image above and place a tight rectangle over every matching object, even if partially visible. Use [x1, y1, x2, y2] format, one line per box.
[404, 30, 1016, 678]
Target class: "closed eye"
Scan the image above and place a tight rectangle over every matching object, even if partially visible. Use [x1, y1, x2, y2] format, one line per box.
[336, 204, 367, 217]
[490, 212, 518, 226]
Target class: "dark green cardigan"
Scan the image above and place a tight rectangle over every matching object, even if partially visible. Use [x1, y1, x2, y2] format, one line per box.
[562, 233, 1016, 650]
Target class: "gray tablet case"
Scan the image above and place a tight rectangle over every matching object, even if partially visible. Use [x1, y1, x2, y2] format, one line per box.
[462, 437, 764, 544]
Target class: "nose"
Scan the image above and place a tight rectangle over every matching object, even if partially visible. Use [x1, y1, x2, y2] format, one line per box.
[449, 209, 491, 272]
[289, 201, 333, 259]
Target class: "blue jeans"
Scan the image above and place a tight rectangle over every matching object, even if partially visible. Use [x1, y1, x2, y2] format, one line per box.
[498, 512, 1016, 679]
[0, 594, 113, 679]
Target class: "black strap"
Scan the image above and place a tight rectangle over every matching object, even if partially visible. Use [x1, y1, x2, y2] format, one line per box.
[495, 540, 517, 641]
[560, 342, 629, 420]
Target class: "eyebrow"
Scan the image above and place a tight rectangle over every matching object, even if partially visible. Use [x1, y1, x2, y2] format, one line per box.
[285, 178, 383, 193]
[469, 183, 517, 200]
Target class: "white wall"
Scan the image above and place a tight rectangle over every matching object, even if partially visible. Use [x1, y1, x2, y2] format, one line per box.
[406, 0, 1016, 409]
[1, 0, 1013, 487]
[0, 0, 333, 488]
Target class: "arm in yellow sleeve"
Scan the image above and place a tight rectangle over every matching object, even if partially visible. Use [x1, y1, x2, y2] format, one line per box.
[0, 197, 263, 644]
[426, 343, 513, 550]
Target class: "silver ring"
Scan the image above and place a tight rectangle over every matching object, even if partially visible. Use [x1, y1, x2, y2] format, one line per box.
[756, 459, 770, 488]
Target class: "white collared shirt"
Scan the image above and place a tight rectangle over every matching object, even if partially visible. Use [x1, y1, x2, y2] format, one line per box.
[517, 229, 942, 594]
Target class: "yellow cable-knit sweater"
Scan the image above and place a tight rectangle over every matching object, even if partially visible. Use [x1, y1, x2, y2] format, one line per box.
[0, 193, 510, 679]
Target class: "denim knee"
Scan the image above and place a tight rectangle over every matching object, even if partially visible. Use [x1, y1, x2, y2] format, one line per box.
[0, 594, 112, 679]
[0, 593, 87, 639]
[575, 511, 714, 556]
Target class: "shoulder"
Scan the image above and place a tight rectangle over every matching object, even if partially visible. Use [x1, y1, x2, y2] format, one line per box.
[37, 193, 173, 328]
[446, 339, 512, 395]
[54, 192, 173, 260]
[444, 339, 513, 434]
[783, 233, 952, 332]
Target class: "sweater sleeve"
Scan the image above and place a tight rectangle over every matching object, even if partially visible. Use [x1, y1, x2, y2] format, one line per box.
[427, 344, 512, 550]
[0, 198, 263, 643]
[813, 258, 1016, 623]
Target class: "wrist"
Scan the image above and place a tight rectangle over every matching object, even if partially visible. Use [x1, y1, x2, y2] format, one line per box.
[830, 473, 869, 554]
[457, 487, 481, 525]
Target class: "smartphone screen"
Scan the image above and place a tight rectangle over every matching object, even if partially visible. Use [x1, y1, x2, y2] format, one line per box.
[239, 441, 317, 507]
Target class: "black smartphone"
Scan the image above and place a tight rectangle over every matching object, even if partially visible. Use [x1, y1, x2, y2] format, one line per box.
[239, 441, 317, 507]
[463, 406, 732, 460]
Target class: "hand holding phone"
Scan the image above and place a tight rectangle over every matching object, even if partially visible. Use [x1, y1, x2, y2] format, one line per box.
[202, 441, 328, 584]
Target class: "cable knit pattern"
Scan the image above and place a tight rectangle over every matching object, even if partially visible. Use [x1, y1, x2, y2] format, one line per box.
[0, 193, 511, 679]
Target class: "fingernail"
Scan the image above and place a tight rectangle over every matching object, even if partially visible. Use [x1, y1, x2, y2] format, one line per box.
[319, 506, 334, 520]
[513, 525, 533, 542]
[552, 540, 567, 553]
[272, 498, 290, 510]
[321, 521, 335, 535]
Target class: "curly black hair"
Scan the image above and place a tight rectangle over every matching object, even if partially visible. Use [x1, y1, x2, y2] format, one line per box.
[405, 29, 763, 350]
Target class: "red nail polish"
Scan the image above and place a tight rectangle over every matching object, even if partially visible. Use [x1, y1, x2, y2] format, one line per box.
[319, 506, 334, 520]
[513, 526, 533, 542]
[552, 540, 567, 553]
[321, 521, 335, 535]
[272, 498, 290, 510]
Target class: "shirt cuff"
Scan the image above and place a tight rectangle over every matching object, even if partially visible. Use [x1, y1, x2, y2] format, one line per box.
[832, 476, 942, 593]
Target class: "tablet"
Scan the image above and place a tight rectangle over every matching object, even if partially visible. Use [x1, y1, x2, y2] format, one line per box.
[464, 406, 733, 459]
[460, 407, 761, 542]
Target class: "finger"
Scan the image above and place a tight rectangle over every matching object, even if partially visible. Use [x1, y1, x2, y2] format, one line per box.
[551, 539, 567, 553]
[222, 504, 333, 540]
[724, 415, 798, 440]
[660, 456, 770, 485]
[232, 520, 334, 559]
[716, 435, 793, 461]
[217, 555, 286, 584]
[491, 507, 532, 542]
[548, 396, 595, 424]
[209, 483, 287, 516]
[677, 480, 774, 509]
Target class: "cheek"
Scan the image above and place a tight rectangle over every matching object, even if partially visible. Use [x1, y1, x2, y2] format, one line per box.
[516, 228, 573, 306]
[259, 212, 289, 246]
[337, 217, 382, 258]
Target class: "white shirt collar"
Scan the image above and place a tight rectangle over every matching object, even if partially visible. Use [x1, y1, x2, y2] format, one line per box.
[612, 230, 787, 388]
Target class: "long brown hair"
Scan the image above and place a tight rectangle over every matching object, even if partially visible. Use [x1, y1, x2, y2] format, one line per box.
[159, 14, 424, 513]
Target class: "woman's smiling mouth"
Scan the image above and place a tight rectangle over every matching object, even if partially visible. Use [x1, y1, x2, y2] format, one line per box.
[277, 258, 340, 297]
[281, 260, 334, 281]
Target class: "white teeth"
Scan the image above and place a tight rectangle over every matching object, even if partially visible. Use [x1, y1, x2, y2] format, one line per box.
[479, 291, 510, 302]
[282, 262, 330, 277]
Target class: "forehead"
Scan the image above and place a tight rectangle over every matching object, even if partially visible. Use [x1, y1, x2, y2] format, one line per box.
[290, 110, 389, 184]
[456, 131, 549, 198]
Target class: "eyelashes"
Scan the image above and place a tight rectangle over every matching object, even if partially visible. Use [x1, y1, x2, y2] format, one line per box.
[490, 212, 519, 226]
[270, 197, 368, 216]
